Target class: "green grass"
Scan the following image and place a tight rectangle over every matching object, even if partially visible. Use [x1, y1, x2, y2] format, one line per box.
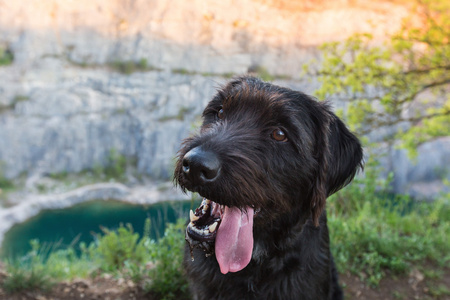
[1, 160, 448, 296]
[49, 149, 136, 185]
[0, 94, 30, 113]
[1, 219, 188, 299]
[158, 106, 194, 122]
[172, 68, 237, 79]
[427, 283, 450, 298]
[328, 159, 450, 286]
[0, 177, 14, 191]
[89, 223, 148, 273]
[107, 58, 161, 74]
[0, 47, 13, 66]
[93, 149, 130, 181]
[0, 164, 15, 198]
[248, 65, 292, 81]
[12, 95, 29, 104]
[172, 68, 197, 75]
[144, 219, 190, 300]
[2, 266, 54, 293]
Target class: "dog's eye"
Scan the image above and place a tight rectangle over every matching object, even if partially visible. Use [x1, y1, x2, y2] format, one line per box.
[217, 108, 224, 120]
[271, 128, 288, 142]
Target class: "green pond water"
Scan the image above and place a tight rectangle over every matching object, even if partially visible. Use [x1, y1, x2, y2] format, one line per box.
[1, 200, 194, 258]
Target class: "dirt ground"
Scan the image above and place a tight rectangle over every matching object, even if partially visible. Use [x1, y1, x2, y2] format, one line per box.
[0, 267, 449, 300]
[340, 267, 450, 300]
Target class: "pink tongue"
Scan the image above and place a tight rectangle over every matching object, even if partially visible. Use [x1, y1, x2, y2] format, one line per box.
[215, 206, 254, 274]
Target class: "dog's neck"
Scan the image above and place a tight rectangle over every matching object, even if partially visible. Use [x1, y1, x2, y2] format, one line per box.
[252, 208, 316, 261]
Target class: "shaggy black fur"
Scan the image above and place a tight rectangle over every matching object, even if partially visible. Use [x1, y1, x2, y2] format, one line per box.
[174, 76, 363, 300]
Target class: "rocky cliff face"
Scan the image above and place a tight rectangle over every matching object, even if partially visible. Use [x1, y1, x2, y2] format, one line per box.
[0, 0, 448, 200]
[0, 60, 216, 179]
[0, 0, 407, 75]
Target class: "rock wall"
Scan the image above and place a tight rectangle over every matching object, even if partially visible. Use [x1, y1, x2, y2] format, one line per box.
[0, 0, 407, 76]
[0, 60, 218, 179]
[0, 0, 448, 199]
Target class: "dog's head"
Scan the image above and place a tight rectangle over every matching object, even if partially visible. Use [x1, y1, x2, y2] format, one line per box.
[174, 76, 363, 273]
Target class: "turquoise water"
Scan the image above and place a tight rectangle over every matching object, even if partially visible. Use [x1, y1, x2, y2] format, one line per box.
[1, 200, 193, 258]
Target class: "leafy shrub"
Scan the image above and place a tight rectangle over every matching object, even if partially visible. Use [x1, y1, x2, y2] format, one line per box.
[1, 240, 59, 293]
[1, 266, 53, 293]
[0, 47, 13, 66]
[2, 166, 448, 296]
[172, 68, 196, 75]
[103, 149, 128, 180]
[0, 176, 14, 190]
[249, 65, 275, 82]
[145, 219, 190, 300]
[108, 58, 160, 74]
[1, 218, 188, 296]
[328, 158, 450, 286]
[92, 149, 134, 181]
[89, 223, 147, 272]
[0, 163, 14, 191]
[304, 0, 450, 158]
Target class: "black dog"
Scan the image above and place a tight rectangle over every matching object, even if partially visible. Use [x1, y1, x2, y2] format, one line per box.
[174, 76, 363, 300]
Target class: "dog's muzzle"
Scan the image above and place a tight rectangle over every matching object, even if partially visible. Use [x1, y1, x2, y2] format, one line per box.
[180, 147, 257, 274]
[182, 147, 221, 185]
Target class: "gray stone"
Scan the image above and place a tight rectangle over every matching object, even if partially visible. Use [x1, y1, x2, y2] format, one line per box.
[0, 0, 446, 202]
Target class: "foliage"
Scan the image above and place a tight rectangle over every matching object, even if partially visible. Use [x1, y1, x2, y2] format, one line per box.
[173, 68, 236, 79]
[46, 150, 138, 190]
[48, 171, 69, 181]
[0, 47, 13, 66]
[1, 173, 448, 295]
[1, 266, 53, 293]
[1, 240, 78, 293]
[108, 58, 161, 74]
[247, 65, 292, 82]
[0, 218, 188, 297]
[249, 65, 275, 81]
[0, 176, 14, 191]
[304, 0, 450, 158]
[0, 163, 14, 192]
[144, 219, 190, 300]
[88, 223, 147, 272]
[328, 158, 450, 286]
[92, 148, 133, 181]
[172, 68, 197, 75]
[103, 149, 128, 180]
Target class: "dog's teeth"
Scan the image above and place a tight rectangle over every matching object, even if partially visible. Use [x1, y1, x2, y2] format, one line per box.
[203, 229, 209, 235]
[203, 204, 209, 212]
[209, 222, 218, 233]
[190, 210, 199, 222]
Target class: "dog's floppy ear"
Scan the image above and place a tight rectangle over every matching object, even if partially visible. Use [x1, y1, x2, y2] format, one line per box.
[325, 115, 364, 196]
[311, 106, 363, 226]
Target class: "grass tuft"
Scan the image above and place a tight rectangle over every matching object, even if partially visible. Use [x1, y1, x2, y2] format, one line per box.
[144, 219, 189, 300]
[1, 160, 448, 296]
[0, 47, 13, 66]
[2, 267, 53, 293]
[328, 159, 450, 286]
[108, 58, 161, 74]
[1, 218, 189, 298]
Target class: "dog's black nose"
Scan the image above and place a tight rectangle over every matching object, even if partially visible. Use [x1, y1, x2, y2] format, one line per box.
[182, 147, 221, 184]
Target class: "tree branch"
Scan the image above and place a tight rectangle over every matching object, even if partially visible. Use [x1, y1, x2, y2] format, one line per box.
[359, 109, 450, 135]
[403, 65, 450, 75]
